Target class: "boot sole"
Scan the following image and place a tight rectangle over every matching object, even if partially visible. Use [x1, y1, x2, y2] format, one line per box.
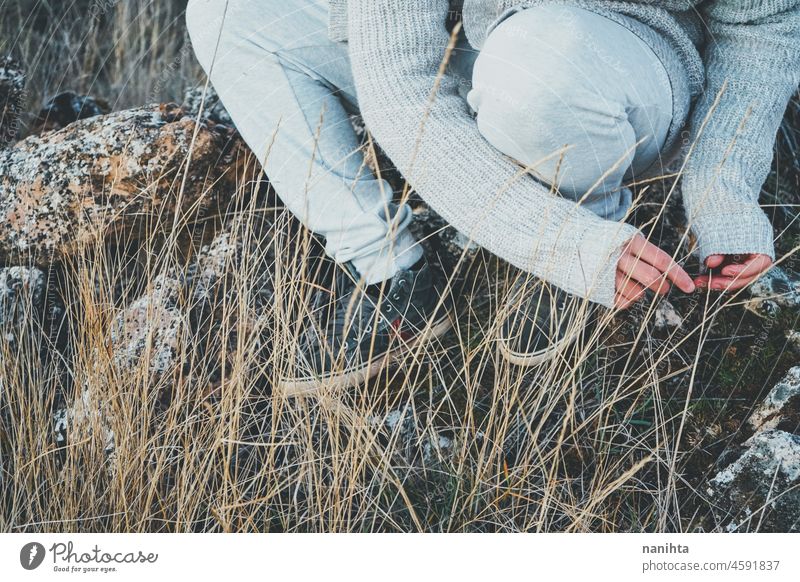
[496, 330, 579, 367]
[275, 315, 453, 398]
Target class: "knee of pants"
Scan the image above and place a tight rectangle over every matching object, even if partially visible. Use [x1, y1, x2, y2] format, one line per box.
[186, 0, 303, 71]
[471, 83, 636, 197]
[469, 10, 638, 197]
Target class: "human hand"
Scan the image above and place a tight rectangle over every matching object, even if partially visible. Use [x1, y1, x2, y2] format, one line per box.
[615, 235, 695, 309]
[693, 253, 773, 291]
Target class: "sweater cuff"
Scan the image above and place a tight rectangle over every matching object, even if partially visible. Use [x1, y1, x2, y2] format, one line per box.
[576, 221, 641, 309]
[689, 207, 775, 263]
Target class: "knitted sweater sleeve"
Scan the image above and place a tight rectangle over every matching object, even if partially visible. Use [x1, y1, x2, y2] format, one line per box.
[682, 0, 800, 262]
[346, 0, 640, 308]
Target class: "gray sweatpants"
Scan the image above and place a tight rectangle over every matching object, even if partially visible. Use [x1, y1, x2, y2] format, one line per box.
[187, 0, 676, 283]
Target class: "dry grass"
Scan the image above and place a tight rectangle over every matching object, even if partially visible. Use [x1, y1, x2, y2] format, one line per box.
[1, 0, 799, 533]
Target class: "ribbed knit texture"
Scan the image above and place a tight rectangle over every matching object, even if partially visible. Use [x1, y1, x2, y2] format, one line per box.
[336, 1, 800, 307]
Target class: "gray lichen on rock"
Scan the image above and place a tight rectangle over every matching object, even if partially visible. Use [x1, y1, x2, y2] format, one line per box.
[653, 299, 683, 331]
[0, 265, 44, 317]
[372, 404, 455, 468]
[52, 385, 117, 477]
[708, 365, 800, 531]
[0, 56, 26, 147]
[110, 272, 186, 378]
[182, 85, 234, 127]
[0, 266, 47, 348]
[708, 429, 800, 532]
[746, 266, 800, 315]
[109, 223, 275, 384]
[0, 102, 252, 263]
[749, 366, 800, 432]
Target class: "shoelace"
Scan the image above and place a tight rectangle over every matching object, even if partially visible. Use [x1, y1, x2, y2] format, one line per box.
[311, 276, 384, 354]
[311, 268, 424, 354]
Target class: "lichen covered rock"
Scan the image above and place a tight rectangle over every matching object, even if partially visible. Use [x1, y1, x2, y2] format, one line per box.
[182, 85, 233, 127]
[0, 56, 25, 147]
[109, 224, 275, 388]
[0, 265, 64, 351]
[746, 266, 800, 315]
[0, 103, 251, 262]
[749, 366, 800, 432]
[33, 91, 111, 134]
[653, 299, 683, 331]
[372, 405, 455, 467]
[708, 429, 800, 532]
[53, 385, 115, 456]
[110, 273, 186, 379]
[0, 266, 45, 325]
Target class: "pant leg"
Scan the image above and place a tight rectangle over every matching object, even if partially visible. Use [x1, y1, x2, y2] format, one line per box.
[467, 4, 675, 221]
[186, 0, 422, 284]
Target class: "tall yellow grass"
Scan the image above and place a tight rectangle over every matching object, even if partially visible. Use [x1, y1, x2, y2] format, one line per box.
[1, 0, 795, 533]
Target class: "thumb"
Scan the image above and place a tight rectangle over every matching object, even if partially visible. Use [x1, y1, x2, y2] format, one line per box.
[705, 254, 725, 269]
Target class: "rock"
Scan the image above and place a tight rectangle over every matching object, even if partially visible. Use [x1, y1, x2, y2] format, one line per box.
[53, 385, 115, 454]
[182, 85, 233, 127]
[186, 230, 243, 304]
[787, 330, 800, 354]
[0, 266, 64, 351]
[373, 405, 455, 468]
[708, 429, 800, 532]
[33, 91, 111, 133]
[54, 226, 271, 462]
[76, 229, 258, 460]
[53, 385, 116, 477]
[109, 224, 275, 387]
[653, 299, 683, 331]
[0, 102, 252, 263]
[0, 266, 45, 329]
[749, 366, 800, 432]
[0, 56, 25, 147]
[707, 366, 800, 531]
[0, 266, 68, 407]
[422, 434, 453, 465]
[746, 266, 800, 315]
[381, 406, 417, 445]
[110, 273, 185, 379]
[409, 205, 481, 270]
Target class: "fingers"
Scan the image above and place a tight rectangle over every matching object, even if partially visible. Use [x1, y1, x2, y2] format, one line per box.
[615, 294, 637, 310]
[615, 270, 646, 309]
[617, 238, 772, 298]
[695, 254, 773, 291]
[617, 253, 671, 295]
[695, 273, 760, 291]
[721, 254, 772, 278]
[626, 235, 695, 293]
[705, 254, 725, 269]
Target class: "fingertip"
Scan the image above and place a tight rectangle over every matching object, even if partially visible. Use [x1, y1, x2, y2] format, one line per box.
[712, 279, 731, 291]
[722, 266, 740, 277]
[680, 273, 696, 293]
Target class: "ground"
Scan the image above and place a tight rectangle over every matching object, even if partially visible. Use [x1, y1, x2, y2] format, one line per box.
[0, 0, 798, 532]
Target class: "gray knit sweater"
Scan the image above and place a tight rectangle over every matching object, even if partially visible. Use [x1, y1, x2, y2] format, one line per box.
[332, 0, 800, 307]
